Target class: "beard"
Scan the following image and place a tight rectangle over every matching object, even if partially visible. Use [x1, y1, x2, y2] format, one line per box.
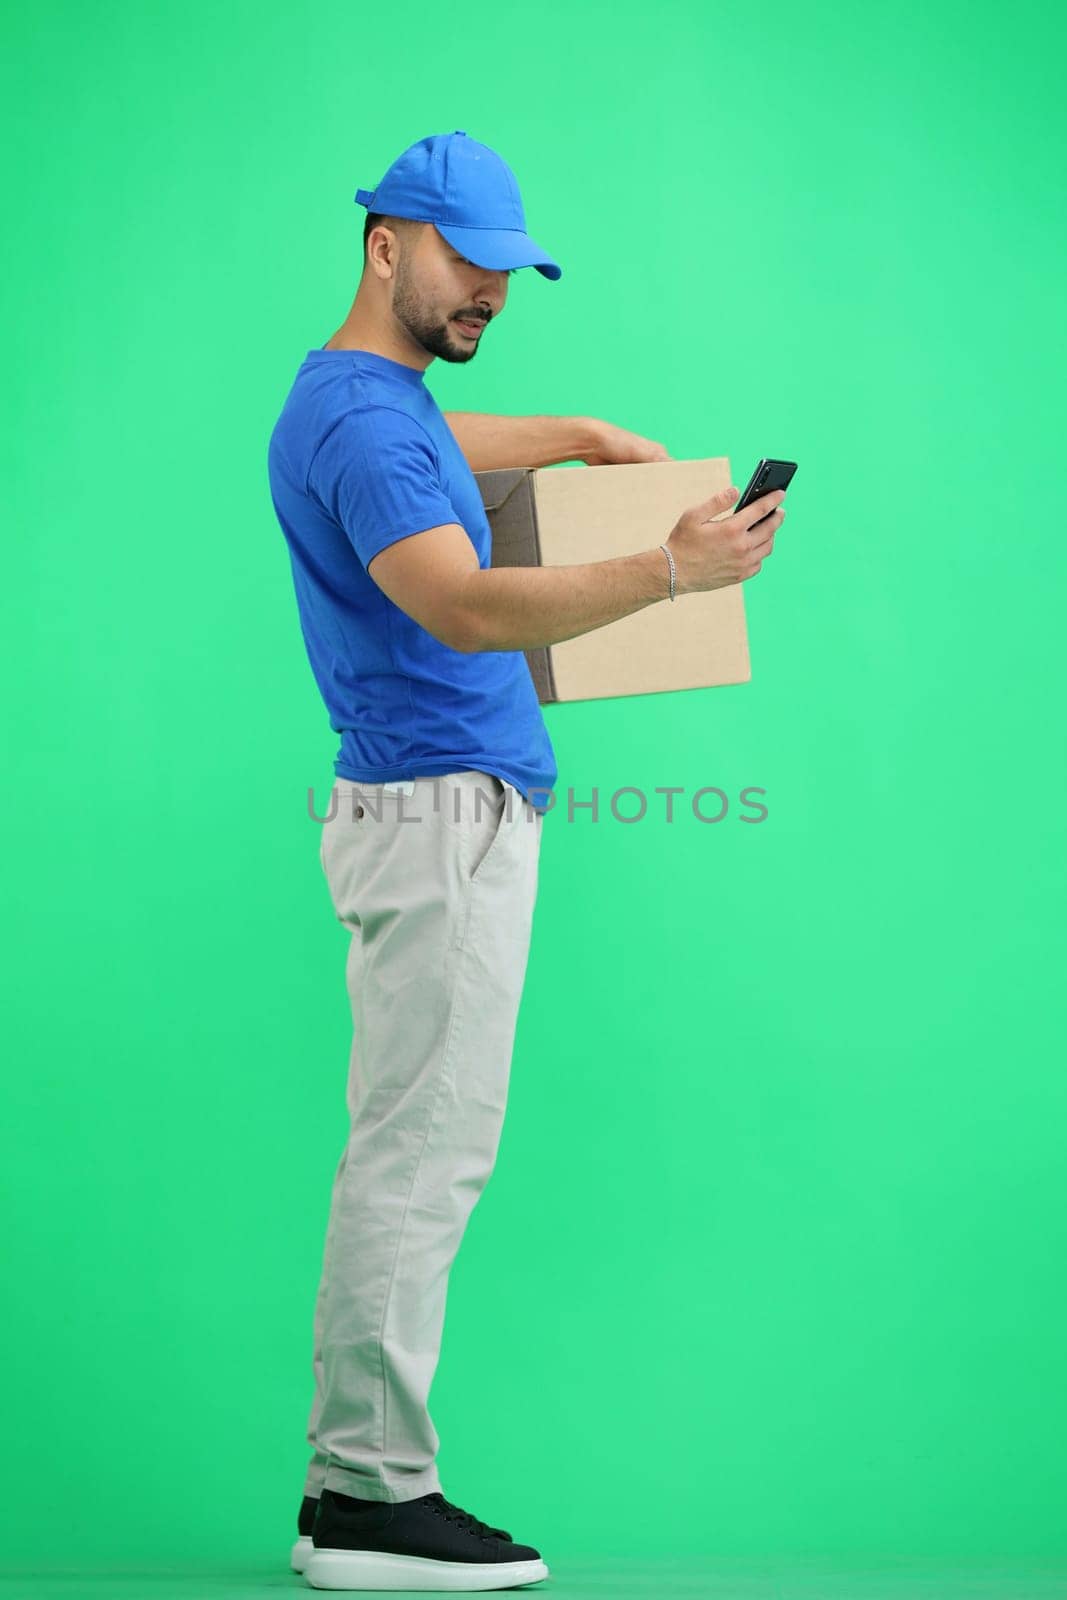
[391, 259, 484, 365]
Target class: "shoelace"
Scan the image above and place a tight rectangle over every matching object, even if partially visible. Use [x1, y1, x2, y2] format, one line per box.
[423, 1491, 498, 1541]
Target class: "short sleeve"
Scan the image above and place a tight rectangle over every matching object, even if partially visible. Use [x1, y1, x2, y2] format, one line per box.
[307, 406, 461, 569]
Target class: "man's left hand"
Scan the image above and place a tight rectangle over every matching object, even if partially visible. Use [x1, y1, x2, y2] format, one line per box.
[581, 420, 674, 467]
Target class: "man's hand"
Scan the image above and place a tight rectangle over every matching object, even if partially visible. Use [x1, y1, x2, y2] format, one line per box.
[581, 419, 674, 467]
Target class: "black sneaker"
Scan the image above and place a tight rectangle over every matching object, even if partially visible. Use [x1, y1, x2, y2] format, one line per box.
[290, 1493, 517, 1575]
[290, 1493, 320, 1574]
[304, 1486, 550, 1591]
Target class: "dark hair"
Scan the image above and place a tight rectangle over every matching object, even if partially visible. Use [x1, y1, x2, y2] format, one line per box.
[363, 211, 423, 266]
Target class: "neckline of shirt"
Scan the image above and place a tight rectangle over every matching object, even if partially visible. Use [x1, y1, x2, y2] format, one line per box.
[306, 346, 426, 384]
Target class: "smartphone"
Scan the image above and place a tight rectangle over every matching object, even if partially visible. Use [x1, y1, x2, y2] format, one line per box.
[733, 458, 797, 528]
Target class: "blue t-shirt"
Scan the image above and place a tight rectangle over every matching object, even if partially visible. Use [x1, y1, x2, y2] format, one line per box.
[267, 347, 557, 811]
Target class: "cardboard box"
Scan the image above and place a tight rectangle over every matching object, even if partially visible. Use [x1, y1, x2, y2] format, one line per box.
[473, 455, 750, 705]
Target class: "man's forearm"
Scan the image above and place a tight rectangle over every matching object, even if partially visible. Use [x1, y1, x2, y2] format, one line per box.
[443, 412, 601, 472]
[457, 548, 672, 654]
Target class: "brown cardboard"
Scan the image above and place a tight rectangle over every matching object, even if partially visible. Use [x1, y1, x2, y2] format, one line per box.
[473, 456, 750, 704]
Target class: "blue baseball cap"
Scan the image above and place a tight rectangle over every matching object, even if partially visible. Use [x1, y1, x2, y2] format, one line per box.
[355, 130, 562, 281]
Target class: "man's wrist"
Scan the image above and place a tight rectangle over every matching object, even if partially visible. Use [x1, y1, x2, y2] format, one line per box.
[658, 542, 677, 601]
[576, 416, 607, 461]
[636, 545, 675, 603]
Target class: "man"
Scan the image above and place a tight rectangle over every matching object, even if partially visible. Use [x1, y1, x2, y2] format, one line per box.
[266, 129, 785, 1593]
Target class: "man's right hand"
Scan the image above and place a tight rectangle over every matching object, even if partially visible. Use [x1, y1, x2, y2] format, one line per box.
[665, 484, 787, 595]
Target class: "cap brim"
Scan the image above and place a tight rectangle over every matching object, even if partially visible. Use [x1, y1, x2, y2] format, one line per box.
[434, 220, 562, 281]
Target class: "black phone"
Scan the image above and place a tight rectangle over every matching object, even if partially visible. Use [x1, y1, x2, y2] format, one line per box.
[734, 458, 797, 528]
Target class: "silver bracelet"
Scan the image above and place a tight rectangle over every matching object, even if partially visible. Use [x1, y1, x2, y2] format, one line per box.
[659, 543, 676, 602]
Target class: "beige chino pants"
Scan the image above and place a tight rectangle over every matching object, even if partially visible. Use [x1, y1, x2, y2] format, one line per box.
[304, 770, 543, 1504]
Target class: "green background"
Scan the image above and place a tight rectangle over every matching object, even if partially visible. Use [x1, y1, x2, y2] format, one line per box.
[3, 0, 1066, 1579]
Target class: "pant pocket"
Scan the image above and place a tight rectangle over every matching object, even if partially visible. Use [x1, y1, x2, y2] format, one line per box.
[435, 768, 511, 883]
[469, 775, 508, 885]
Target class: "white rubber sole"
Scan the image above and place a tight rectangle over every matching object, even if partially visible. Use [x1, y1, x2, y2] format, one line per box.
[291, 1533, 313, 1573]
[304, 1546, 550, 1591]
